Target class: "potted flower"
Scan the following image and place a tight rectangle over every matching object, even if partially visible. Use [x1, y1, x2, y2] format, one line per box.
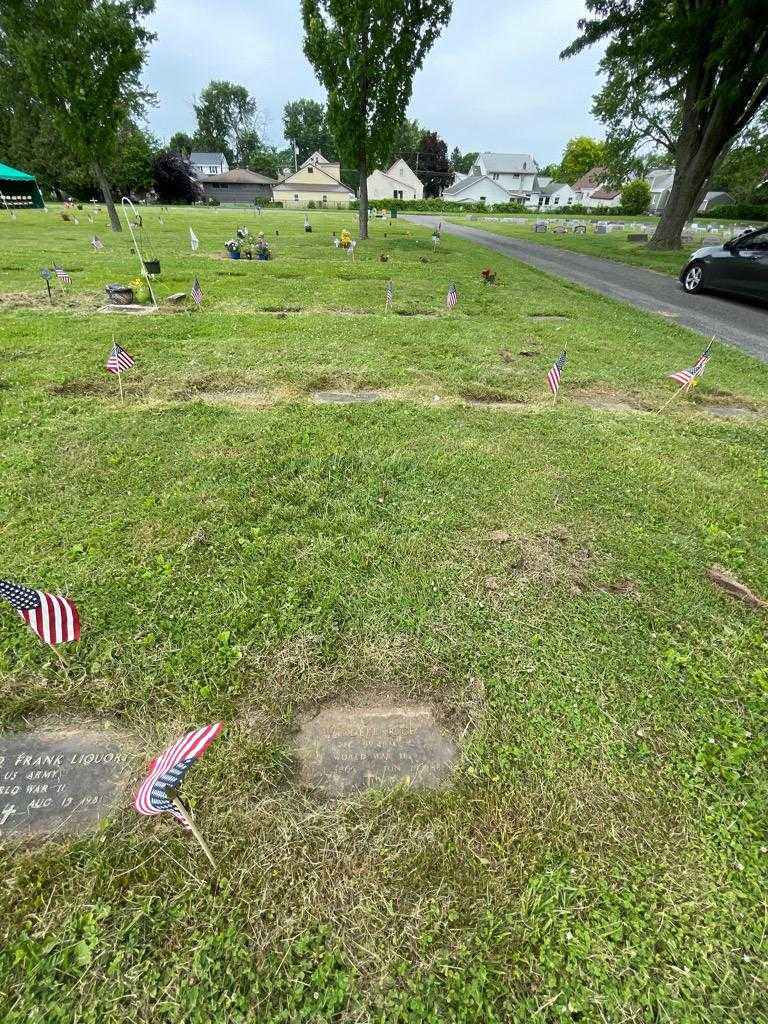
[224, 238, 241, 260]
[481, 267, 496, 285]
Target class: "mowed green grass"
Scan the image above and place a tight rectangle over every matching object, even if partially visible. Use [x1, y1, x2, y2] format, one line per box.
[442, 213, 751, 276]
[1, 205, 767, 1023]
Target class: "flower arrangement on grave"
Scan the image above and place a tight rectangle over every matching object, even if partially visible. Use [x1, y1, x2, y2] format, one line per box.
[339, 229, 352, 250]
[224, 238, 241, 259]
[255, 232, 272, 261]
[481, 268, 497, 285]
[130, 276, 150, 303]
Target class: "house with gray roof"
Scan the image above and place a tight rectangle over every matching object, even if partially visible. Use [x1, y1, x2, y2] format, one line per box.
[537, 181, 577, 208]
[470, 152, 539, 199]
[190, 152, 229, 176]
[198, 167, 275, 204]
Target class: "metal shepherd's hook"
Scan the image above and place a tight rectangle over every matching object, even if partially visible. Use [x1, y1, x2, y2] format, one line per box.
[121, 196, 157, 307]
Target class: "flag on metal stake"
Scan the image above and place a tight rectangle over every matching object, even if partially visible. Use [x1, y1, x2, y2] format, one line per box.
[669, 341, 712, 387]
[447, 283, 457, 308]
[191, 277, 203, 306]
[92, 235, 104, 251]
[189, 228, 199, 252]
[385, 279, 394, 311]
[0, 580, 80, 646]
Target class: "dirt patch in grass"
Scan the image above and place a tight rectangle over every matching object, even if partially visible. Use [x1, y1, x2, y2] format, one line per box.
[482, 525, 594, 593]
[572, 391, 649, 414]
[460, 383, 524, 406]
[700, 403, 764, 420]
[263, 304, 303, 313]
[50, 378, 115, 398]
[396, 309, 440, 318]
[195, 387, 296, 409]
[0, 290, 98, 311]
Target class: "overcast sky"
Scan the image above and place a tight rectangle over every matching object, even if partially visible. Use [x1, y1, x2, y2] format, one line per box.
[143, 0, 605, 166]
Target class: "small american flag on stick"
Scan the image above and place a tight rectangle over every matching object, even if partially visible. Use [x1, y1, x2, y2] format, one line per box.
[106, 342, 135, 374]
[0, 580, 80, 646]
[54, 267, 71, 284]
[189, 227, 199, 252]
[91, 235, 104, 251]
[134, 722, 223, 866]
[547, 350, 567, 398]
[447, 283, 457, 308]
[385, 279, 393, 311]
[191, 276, 202, 306]
[669, 341, 712, 387]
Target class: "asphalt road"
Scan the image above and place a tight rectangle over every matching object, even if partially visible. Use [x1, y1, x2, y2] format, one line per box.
[405, 215, 768, 363]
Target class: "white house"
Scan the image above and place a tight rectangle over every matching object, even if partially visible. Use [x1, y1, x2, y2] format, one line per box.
[190, 151, 229, 176]
[441, 174, 514, 206]
[585, 186, 622, 209]
[470, 152, 539, 200]
[537, 182, 577, 208]
[647, 168, 675, 212]
[271, 151, 355, 208]
[367, 158, 423, 200]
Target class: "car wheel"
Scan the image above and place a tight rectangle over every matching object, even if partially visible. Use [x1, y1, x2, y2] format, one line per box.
[683, 261, 705, 293]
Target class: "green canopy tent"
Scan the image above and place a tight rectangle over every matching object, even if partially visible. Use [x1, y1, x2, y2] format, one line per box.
[0, 162, 45, 210]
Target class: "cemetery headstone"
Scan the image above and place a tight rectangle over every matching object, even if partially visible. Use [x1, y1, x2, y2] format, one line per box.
[595, 223, 608, 234]
[627, 233, 649, 242]
[295, 704, 458, 797]
[534, 222, 548, 233]
[0, 722, 133, 841]
[573, 224, 587, 234]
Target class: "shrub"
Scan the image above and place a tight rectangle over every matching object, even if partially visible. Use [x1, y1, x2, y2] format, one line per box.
[700, 202, 768, 222]
[307, 200, 316, 209]
[268, 201, 284, 208]
[621, 179, 652, 215]
[207, 197, 220, 207]
[253, 196, 271, 207]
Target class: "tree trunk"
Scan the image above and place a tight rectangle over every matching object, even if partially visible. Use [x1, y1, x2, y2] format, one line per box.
[358, 152, 369, 240]
[92, 161, 121, 232]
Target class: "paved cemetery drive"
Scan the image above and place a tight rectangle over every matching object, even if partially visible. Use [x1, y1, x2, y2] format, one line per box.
[407, 216, 768, 362]
[295, 705, 458, 797]
[0, 724, 132, 840]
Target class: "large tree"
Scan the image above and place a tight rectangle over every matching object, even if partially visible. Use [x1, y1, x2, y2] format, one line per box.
[193, 81, 262, 165]
[301, 1, 452, 239]
[391, 117, 424, 168]
[563, 1, 768, 250]
[416, 131, 454, 197]
[282, 99, 336, 164]
[557, 136, 606, 184]
[2, 0, 155, 231]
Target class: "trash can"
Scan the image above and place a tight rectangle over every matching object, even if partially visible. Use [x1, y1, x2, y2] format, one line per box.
[389, 208, 398, 219]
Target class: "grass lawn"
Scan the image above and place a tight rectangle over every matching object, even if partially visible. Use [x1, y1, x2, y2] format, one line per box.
[1, 205, 767, 1023]
[441, 213, 753, 277]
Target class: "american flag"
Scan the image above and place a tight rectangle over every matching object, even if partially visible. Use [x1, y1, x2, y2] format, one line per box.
[134, 722, 224, 827]
[447, 283, 457, 308]
[54, 268, 71, 284]
[669, 341, 712, 387]
[386, 279, 393, 308]
[347, 240, 356, 258]
[106, 342, 135, 374]
[189, 227, 199, 252]
[547, 350, 567, 396]
[0, 580, 80, 645]
[92, 235, 104, 251]
[191, 276, 202, 306]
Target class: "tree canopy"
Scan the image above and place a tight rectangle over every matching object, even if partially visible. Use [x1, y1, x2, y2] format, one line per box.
[193, 81, 263, 166]
[282, 99, 336, 162]
[2, 0, 156, 229]
[557, 136, 606, 184]
[416, 131, 454, 197]
[563, 0, 768, 248]
[301, 0, 452, 238]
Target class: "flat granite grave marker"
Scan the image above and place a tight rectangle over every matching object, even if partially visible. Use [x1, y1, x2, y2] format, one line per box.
[295, 705, 458, 797]
[311, 390, 380, 404]
[0, 723, 132, 841]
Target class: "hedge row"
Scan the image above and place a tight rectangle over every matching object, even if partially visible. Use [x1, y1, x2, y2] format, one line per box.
[699, 203, 768, 222]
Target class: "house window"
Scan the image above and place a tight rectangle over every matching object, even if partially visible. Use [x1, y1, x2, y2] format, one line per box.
[480, 196, 486, 203]
[308, 166, 313, 173]
[567, 196, 573, 204]
[294, 194, 299, 201]
[322, 195, 327, 203]
[492, 173, 499, 180]
[554, 197, 560, 205]
[399, 166, 404, 176]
